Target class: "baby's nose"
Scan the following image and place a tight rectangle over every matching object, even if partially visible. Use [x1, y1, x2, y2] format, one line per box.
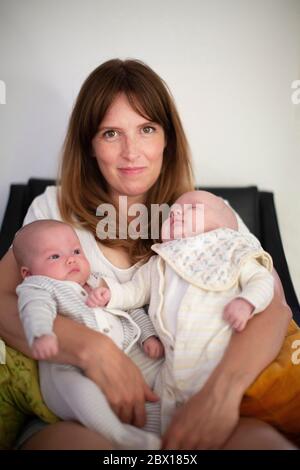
[67, 256, 76, 264]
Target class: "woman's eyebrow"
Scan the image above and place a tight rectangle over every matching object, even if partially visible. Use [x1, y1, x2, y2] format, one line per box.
[97, 125, 123, 131]
[98, 120, 158, 131]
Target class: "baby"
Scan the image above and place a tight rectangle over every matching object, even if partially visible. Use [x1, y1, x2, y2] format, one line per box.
[90, 190, 274, 432]
[13, 219, 163, 449]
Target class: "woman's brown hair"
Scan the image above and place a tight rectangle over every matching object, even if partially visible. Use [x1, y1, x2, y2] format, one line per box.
[58, 58, 194, 263]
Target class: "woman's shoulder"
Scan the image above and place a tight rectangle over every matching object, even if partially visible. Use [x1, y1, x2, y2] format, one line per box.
[23, 185, 62, 225]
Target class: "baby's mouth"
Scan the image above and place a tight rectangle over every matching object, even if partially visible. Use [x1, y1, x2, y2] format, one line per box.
[69, 267, 80, 274]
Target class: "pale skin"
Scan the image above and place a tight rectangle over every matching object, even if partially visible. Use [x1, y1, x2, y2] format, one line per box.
[90, 190, 257, 333]
[0, 93, 294, 449]
[17, 222, 164, 361]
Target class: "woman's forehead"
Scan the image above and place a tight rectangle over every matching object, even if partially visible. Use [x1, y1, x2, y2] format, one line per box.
[102, 92, 151, 121]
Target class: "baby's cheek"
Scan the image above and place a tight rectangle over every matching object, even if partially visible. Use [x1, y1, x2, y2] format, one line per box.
[83, 260, 91, 275]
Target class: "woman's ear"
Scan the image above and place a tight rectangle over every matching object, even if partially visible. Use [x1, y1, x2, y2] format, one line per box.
[21, 266, 31, 279]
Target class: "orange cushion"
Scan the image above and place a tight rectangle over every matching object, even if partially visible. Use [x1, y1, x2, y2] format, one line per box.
[241, 320, 300, 443]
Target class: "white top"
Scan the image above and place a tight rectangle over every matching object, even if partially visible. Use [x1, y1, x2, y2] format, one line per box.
[163, 265, 188, 338]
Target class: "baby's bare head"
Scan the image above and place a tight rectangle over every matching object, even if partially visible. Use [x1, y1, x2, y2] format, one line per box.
[176, 190, 238, 233]
[161, 190, 238, 242]
[13, 220, 73, 268]
[13, 220, 90, 284]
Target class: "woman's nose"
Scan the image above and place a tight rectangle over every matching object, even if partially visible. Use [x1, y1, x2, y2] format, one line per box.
[122, 134, 139, 160]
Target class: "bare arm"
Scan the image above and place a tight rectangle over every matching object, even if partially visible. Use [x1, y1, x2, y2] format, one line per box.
[0, 249, 158, 427]
[162, 269, 292, 449]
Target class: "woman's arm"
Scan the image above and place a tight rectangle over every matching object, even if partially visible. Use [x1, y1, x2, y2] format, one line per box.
[162, 270, 292, 449]
[0, 249, 158, 427]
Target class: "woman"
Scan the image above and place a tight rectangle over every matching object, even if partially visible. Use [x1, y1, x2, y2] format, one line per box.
[0, 59, 295, 449]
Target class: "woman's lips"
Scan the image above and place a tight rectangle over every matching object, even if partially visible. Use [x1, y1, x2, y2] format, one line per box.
[118, 167, 146, 175]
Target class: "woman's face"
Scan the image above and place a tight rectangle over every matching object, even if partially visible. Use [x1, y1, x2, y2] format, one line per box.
[92, 93, 165, 205]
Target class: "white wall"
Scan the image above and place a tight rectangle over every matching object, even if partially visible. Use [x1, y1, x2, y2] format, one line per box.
[1, 0, 300, 299]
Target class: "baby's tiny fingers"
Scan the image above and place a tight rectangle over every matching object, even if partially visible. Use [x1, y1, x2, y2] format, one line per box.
[223, 308, 233, 321]
[233, 319, 242, 331]
[237, 319, 247, 332]
[225, 313, 234, 325]
[86, 297, 97, 307]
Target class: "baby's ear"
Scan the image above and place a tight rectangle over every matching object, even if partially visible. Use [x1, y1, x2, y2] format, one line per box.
[21, 266, 31, 279]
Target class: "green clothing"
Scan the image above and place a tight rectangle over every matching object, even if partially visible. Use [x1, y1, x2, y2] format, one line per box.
[0, 340, 58, 449]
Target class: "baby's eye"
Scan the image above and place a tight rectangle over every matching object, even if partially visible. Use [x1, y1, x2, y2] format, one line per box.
[49, 254, 60, 260]
[142, 126, 155, 135]
[171, 208, 182, 217]
[74, 248, 81, 255]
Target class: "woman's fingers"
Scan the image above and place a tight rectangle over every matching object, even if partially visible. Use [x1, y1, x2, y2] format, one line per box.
[132, 398, 147, 428]
[132, 383, 160, 428]
[107, 389, 133, 424]
[115, 372, 159, 427]
[84, 335, 156, 426]
[161, 381, 240, 450]
[144, 385, 160, 403]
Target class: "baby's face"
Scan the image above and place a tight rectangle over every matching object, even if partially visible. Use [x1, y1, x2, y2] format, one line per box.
[161, 191, 236, 242]
[161, 197, 204, 242]
[23, 225, 90, 285]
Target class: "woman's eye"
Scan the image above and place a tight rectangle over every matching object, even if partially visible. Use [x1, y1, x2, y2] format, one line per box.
[142, 126, 155, 134]
[74, 249, 81, 255]
[49, 254, 60, 260]
[103, 130, 118, 139]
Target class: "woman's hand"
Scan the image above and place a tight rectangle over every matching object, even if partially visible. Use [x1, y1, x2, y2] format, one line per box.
[161, 371, 241, 450]
[81, 332, 159, 427]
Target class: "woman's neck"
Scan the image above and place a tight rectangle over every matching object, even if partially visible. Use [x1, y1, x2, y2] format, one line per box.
[98, 242, 133, 269]
[110, 192, 147, 223]
[110, 191, 146, 209]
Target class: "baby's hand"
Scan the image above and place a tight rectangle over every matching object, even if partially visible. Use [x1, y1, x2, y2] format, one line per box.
[32, 334, 58, 360]
[86, 286, 111, 308]
[223, 297, 255, 332]
[143, 336, 165, 359]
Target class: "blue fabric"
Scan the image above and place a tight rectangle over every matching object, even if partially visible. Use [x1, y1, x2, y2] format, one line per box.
[14, 418, 48, 449]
